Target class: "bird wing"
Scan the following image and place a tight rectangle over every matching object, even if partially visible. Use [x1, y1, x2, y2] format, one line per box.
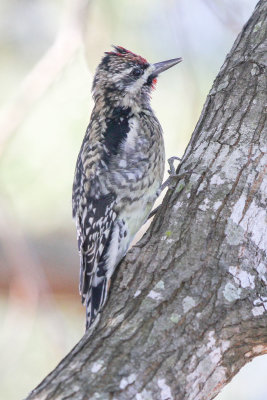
[72, 105, 132, 328]
[72, 136, 117, 327]
[76, 191, 116, 302]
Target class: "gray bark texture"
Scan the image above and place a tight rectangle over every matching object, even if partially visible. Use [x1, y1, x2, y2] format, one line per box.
[26, 1, 267, 399]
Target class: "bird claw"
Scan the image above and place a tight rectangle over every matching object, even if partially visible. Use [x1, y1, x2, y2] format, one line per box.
[148, 157, 189, 220]
[167, 156, 181, 176]
[158, 156, 182, 193]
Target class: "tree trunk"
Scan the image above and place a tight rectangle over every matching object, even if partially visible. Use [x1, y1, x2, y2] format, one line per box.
[26, 1, 267, 399]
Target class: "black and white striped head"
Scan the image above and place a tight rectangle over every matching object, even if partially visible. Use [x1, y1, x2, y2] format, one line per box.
[92, 46, 182, 105]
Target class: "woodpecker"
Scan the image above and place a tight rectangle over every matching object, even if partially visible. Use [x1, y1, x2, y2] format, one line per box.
[72, 46, 182, 329]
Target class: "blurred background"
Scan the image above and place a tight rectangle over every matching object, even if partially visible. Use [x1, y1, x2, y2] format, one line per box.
[0, 0, 266, 399]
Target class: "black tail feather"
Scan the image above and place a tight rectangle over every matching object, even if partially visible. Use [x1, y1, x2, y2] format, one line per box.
[85, 277, 108, 330]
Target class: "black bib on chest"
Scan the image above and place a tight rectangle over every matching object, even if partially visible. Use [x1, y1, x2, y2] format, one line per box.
[103, 106, 132, 160]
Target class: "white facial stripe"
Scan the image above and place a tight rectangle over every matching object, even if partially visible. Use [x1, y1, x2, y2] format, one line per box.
[123, 65, 154, 80]
[122, 67, 135, 76]
[127, 65, 154, 94]
[113, 67, 132, 90]
[143, 65, 155, 80]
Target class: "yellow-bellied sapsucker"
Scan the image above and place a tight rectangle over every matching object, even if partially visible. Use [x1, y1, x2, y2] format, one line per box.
[72, 46, 182, 329]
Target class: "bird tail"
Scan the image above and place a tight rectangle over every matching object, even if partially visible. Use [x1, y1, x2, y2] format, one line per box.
[85, 277, 109, 330]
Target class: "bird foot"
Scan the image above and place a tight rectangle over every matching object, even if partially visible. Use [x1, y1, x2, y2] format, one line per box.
[148, 156, 182, 220]
[168, 156, 181, 175]
[158, 156, 182, 193]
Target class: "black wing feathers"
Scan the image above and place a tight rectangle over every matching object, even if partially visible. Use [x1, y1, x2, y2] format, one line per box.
[73, 105, 133, 328]
[78, 193, 116, 302]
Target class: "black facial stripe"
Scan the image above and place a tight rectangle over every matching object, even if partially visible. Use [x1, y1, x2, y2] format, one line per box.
[146, 74, 157, 86]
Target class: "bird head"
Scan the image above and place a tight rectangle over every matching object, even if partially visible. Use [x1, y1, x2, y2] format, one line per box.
[92, 46, 182, 107]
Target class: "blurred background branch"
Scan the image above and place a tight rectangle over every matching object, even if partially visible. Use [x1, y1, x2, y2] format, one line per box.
[0, 0, 91, 155]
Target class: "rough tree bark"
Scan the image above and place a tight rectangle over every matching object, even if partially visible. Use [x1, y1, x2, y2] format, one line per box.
[26, 1, 267, 399]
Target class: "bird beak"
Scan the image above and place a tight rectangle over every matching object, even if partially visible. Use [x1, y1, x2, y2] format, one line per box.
[152, 57, 182, 76]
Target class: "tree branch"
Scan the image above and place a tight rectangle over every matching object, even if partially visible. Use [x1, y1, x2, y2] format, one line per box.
[26, 1, 267, 399]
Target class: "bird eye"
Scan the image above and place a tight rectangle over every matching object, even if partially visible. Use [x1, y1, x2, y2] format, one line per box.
[132, 67, 143, 78]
